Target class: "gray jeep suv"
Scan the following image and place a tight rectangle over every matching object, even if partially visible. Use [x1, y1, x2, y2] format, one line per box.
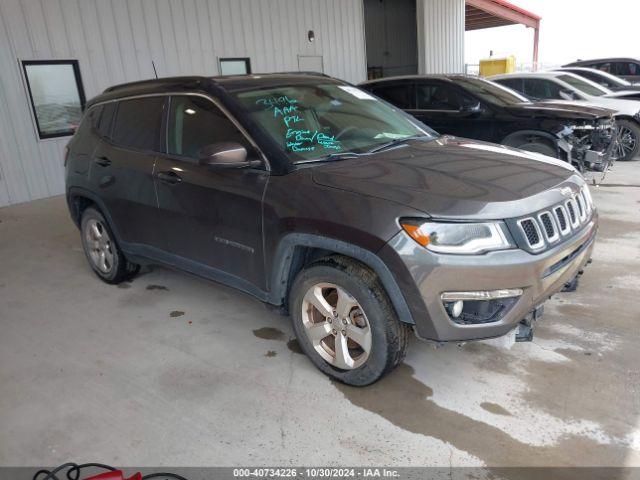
[65, 74, 597, 385]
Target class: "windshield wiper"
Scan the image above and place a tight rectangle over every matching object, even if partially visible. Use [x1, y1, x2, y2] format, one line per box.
[367, 134, 430, 154]
[294, 151, 370, 165]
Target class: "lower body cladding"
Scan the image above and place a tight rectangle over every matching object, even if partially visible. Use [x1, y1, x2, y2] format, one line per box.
[384, 217, 598, 343]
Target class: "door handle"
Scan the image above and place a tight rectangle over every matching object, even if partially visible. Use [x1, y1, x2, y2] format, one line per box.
[155, 170, 182, 184]
[94, 156, 111, 167]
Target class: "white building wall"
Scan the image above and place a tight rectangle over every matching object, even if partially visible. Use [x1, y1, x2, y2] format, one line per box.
[0, 0, 367, 207]
[417, 0, 465, 74]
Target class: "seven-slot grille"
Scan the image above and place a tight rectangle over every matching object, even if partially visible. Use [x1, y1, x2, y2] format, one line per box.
[516, 186, 593, 252]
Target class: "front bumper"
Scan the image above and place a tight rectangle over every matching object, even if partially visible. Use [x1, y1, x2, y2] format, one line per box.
[384, 214, 597, 342]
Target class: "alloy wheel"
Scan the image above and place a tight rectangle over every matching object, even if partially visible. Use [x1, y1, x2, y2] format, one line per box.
[85, 219, 115, 274]
[614, 125, 637, 160]
[301, 282, 372, 370]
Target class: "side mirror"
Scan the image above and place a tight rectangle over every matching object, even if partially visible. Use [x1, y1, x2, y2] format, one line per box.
[460, 102, 483, 114]
[198, 142, 261, 169]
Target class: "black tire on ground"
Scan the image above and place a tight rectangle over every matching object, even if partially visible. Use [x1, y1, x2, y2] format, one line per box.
[80, 207, 140, 284]
[614, 119, 640, 161]
[289, 255, 410, 386]
[510, 137, 557, 158]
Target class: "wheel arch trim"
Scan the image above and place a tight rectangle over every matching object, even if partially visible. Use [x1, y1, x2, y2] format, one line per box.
[501, 129, 558, 147]
[268, 233, 415, 325]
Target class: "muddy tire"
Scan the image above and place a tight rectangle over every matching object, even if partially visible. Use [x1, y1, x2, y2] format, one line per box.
[289, 255, 410, 386]
[80, 207, 140, 284]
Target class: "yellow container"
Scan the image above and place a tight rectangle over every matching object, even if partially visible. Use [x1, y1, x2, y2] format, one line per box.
[479, 56, 516, 77]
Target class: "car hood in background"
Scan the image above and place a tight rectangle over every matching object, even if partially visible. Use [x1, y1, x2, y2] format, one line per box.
[311, 136, 583, 220]
[508, 101, 616, 119]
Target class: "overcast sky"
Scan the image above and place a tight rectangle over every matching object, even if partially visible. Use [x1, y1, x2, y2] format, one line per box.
[464, 0, 640, 68]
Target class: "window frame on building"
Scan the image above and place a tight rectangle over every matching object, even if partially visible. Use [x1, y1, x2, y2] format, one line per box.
[21, 59, 87, 140]
[219, 57, 252, 76]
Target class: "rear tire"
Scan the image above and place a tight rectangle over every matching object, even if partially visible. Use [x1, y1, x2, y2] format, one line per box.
[80, 207, 140, 284]
[613, 119, 640, 161]
[289, 256, 410, 386]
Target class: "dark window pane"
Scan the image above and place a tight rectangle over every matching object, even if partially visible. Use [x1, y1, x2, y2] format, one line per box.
[168, 96, 246, 158]
[98, 103, 116, 139]
[416, 83, 474, 110]
[523, 79, 564, 100]
[614, 62, 640, 76]
[112, 97, 164, 151]
[372, 84, 412, 109]
[75, 105, 102, 138]
[496, 78, 522, 92]
[22, 60, 86, 139]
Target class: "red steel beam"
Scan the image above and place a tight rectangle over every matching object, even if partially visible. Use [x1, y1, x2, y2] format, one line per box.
[466, 0, 540, 29]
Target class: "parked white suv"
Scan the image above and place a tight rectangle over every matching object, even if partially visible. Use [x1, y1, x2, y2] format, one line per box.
[491, 71, 640, 160]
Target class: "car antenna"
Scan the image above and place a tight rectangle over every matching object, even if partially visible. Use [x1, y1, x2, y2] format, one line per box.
[152, 60, 158, 79]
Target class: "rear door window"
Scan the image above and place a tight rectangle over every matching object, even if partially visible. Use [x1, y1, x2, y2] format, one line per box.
[522, 79, 564, 100]
[370, 83, 414, 109]
[613, 62, 640, 76]
[416, 83, 476, 110]
[112, 97, 164, 151]
[496, 78, 523, 93]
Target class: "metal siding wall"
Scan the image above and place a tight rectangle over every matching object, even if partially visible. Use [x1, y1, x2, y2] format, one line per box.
[417, 0, 464, 74]
[0, 0, 366, 207]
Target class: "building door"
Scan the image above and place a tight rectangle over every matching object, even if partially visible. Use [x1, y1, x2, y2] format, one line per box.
[363, 0, 418, 79]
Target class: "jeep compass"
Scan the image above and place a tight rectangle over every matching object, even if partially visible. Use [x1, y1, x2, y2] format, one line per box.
[65, 74, 597, 385]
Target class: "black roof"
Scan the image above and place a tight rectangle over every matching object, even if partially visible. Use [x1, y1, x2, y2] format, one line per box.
[360, 74, 483, 86]
[564, 57, 640, 67]
[87, 72, 340, 107]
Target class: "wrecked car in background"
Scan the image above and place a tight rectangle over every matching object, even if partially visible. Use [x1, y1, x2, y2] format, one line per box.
[491, 71, 640, 161]
[360, 75, 618, 173]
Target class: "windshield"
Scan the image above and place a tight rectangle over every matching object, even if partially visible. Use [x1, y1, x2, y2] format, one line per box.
[233, 83, 434, 162]
[558, 74, 610, 96]
[451, 77, 529, 106]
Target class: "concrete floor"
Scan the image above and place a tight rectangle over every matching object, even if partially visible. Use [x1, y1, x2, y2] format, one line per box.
[1, 163, 639, 468]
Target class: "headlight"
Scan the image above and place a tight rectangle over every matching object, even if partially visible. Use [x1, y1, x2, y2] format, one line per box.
[400, 220, 514, 254]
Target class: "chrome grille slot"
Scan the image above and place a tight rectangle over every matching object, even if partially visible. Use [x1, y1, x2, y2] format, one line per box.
[538, 211, 559, 242]
[553, 206, 571, 235]
[517, 217, 544, 250]
[581, 189, 592, 215]
[576, 194, 587, 221]
[566, 200, 579, 227]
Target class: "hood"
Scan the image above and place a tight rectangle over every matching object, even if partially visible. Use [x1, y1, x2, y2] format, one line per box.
[605, 90, 640, 101]
[507, 101, 616, 119]
[311, 136, 584, 220]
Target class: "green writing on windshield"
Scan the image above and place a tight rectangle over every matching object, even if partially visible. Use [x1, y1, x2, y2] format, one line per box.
[255, 95, 342, 154]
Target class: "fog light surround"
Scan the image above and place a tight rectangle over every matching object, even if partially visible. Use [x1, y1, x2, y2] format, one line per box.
[441, 289, 523, 325]
[441, 288, 523, 301]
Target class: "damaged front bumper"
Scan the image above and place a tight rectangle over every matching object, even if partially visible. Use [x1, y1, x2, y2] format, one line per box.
[557, 117, 617, 173]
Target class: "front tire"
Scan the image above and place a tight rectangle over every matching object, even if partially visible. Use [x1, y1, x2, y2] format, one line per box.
[613, 119, 640, 161]
[80, 207, 140, 284]
[289, 256, 410, 386]
[511, 137, 557, 158]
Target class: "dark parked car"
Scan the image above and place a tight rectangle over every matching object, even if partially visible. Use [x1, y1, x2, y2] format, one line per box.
[65, 74, 597, 385]
[564, 58, 640, 83]
[359, 75, 617, 172]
